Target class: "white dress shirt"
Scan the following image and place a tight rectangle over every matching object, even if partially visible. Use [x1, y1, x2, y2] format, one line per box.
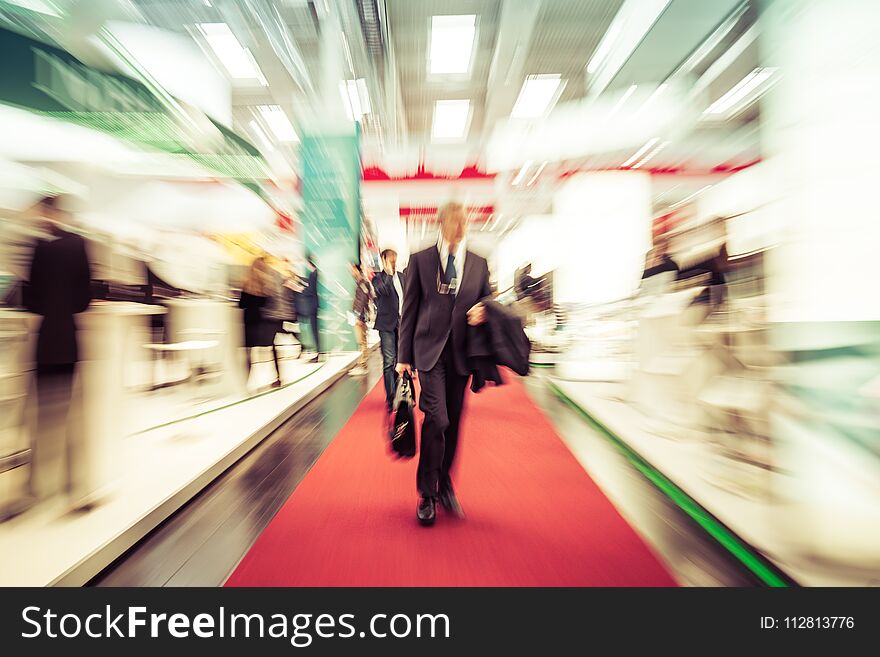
[437, 235, 466, 294]
[392, 271, 404, 314]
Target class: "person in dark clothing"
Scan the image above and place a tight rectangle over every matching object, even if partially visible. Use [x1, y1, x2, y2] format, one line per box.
[372, 248, 405, 411]
[515, 263, 538, 300]
[239, 256, 281, 388]
[295, 254, 321, 362]
[23, 195, 92, 502]
[677, 243, 728, 305]
[349, 261, 372, 375]
[642, 237, 679, 280]
[397, 201, 492, 525]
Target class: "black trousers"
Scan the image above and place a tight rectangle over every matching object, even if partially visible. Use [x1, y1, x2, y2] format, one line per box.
[304, 313, 321, 354]
[416, 338, 469, 498]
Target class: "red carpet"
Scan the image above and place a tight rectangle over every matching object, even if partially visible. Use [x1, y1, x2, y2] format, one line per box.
[226, 375, 677, 586]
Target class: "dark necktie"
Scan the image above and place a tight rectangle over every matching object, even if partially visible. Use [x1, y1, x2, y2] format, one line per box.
[445, 253, 456, 285]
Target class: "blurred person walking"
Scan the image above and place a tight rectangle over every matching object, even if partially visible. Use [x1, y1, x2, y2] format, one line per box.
[641, 236, 679, 280]
[264, 258, 299, 366]
[295, 254, 321, 362]
[278, 258, 306, 354]
[23, 195, 92, 505]
[397, 201, 491, 525]
[239, 256, 281, 389]
[372, 248, 405, 412]
[349, 262, 373, 376]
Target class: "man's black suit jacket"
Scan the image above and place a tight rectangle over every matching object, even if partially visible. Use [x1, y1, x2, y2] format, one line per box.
[24, 229, 92, 365]
[398, 246, 491, 376]
[372, 269, 405, 332]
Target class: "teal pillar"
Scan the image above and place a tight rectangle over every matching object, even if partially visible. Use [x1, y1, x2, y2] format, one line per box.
[299, 127, 361, 352]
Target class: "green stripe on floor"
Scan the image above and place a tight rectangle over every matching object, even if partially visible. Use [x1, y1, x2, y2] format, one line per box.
[547, 379, 794, 588]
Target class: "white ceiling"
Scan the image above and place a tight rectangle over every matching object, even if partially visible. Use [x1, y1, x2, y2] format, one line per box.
[0, 0, 766, 214]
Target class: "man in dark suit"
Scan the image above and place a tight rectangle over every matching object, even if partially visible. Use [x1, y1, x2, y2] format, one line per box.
[372, 248, 405, 412]
[295, 253, 321, 362]
[23, 195, 92, 501]
[397, 201, 491, 525]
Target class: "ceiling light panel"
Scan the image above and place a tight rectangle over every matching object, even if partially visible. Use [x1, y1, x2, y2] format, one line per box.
[196, 23, 267, 83]
[248, 120, 274, 152]
[511, 75, 566, 119]
[622, 138, 659, 168]
[428, 15, 477, 75]
[339, 79, 372, 122]
[256, 105, 299, 142]
[431, 99, 471, 141]
[704, 67, 777, 116]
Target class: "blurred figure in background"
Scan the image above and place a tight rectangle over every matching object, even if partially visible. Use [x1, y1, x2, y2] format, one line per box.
[23, 195, 92, 505]
[264, 258, 299, 365]
[295, 253, 321, 363]
[239, 256, 281, 389]
[278, 257, 304, 353]
[514, 263, 537, 300]
[641, 236, 679, 280]
[349, 261, 372, 376]
[513, 262, 539, 325]
[373, 248, 405, 412]
[677, 241, 728, 306]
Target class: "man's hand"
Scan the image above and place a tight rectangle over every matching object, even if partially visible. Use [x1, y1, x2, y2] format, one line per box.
[396, 362, 413, 377]
[467, 302, 487, 326]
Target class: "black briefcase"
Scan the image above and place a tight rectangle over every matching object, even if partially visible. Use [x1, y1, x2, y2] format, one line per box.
[388, 372, 417, 459]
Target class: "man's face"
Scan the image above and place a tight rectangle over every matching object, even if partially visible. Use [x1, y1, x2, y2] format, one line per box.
[384, 252, 397, 273]
[440, 208, 467, 248]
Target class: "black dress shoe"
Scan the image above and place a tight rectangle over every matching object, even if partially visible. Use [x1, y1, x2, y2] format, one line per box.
[416, 496, 436, 526]
[438, 486, 465, 518]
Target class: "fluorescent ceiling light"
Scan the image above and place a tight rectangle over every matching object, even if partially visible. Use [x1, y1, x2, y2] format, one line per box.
[586, 0, 672, 96]
[256, 105, 299, 142]
[632, 140, 669, 169]
[339, 78, 371, 122]
[674, 1, 749, 77]
[431, 99, 471, 141]
[635, 83, 667, 117]
[670, 185, 712, 209]
[512, 160, 533, 185]
[429, 15, 476, 75]
[6, 0, 62, 16]
[607, 84, 637, 119]
[704, 67, 777, 116]
[622, 138, 659, 168]
[196, 23, 267, 83]
[248, 120, 274, 153]
[587, 22, 620, 75]
[526, 161, 547, 186]
[511, 75, 566, 119]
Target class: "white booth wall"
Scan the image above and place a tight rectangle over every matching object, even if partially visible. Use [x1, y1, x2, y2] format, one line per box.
[553, 171, 652, 305]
